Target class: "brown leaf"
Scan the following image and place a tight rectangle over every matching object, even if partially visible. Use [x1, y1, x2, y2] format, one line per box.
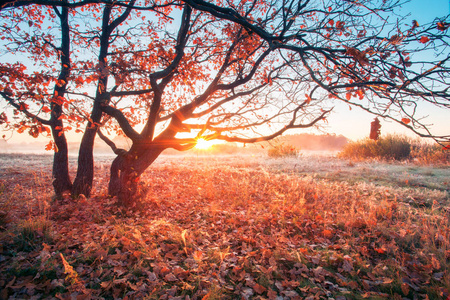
[100, 281, 113, 290]
[389, 34, 402, 45]
[253, 283, 267, 294]
[267, 289, 278, 300]
[164, 273, 177, 282]
[431, 256, 441, 270]
[342, 259, 354, 273]
[401, 283, 410, 296]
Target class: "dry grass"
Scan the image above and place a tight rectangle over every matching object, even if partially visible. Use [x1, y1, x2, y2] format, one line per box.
[339, 134, 450, 165]
[0, 153, 449, 299]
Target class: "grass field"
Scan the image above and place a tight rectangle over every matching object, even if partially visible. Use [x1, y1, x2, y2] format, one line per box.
[0, 153, 449, 299]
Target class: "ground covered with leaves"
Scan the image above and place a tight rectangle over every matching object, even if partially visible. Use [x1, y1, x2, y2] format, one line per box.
[0, 154, 449, 299]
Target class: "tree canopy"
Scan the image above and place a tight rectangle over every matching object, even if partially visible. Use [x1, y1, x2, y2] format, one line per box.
[1, 0, 449, 201]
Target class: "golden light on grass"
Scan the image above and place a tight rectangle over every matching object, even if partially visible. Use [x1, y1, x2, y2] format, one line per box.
[195, 138, 215, 150]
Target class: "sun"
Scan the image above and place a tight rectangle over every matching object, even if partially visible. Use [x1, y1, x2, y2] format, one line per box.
[195, 138, 214, 150]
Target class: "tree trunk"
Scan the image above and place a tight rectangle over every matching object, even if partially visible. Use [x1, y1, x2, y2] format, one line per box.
[109, 146, 163, 205]
[51, 127, 72, 197]
[72, 126, 96, 197]
[51, 3, 72, 198]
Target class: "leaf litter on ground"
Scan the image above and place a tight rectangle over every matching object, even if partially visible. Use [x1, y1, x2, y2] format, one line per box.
[0, 153, 449, 299]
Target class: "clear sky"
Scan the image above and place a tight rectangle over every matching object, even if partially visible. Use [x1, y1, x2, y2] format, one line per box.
[1, 0, 449, 144]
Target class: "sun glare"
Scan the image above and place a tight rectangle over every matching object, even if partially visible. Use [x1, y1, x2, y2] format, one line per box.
[195, 138, 214, 150]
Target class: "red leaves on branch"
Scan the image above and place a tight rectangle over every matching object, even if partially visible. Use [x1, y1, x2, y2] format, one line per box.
[346, 92, 352, 101]
[45, 140, 55, 151]
[437, 21, 450, 31]
[401, 118, 411, 125]
[0, 112, 8, 125]
[18, 102, 28, 111]
[345, 47, 369, 65]
[389, 34, 403, 45]
[305, 94, 312, 104]
[336, 20, 345, 30]
[41, 106, 51, 113]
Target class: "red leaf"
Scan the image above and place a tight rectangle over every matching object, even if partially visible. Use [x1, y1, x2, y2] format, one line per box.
[322, 229, 333, 238]
[401, 118, 411, 124]
[305, 94, 312, 103]
[419, 36, 430, 44]
[374, 248, 386, 254]
[336, 20, 345, 30]
[45, 141, 54, 151]
[41, 106, 51, 113]
[346, 92, 352, 101]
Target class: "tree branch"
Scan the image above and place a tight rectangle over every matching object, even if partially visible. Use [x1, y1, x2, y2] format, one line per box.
[144, 4, 192, 140]
[0, 92, 51, 125]
[100, 105, 141, 141]
[216, 107, 332, 144]
[97, 128, 128, 155]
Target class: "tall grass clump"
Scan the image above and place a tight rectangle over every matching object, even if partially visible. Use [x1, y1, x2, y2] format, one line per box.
[339, 134, 449, 164]
[410, 140, 450, 164]
[339, 134, 411, 161]
[267, 142, 298, 158]
[0, 182, 9, 229]
[14, 217, 53, 251]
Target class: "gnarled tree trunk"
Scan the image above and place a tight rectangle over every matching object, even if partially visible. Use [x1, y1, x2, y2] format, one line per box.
[109, 145, 163, 205]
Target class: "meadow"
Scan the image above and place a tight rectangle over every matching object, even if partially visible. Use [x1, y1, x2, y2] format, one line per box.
[0, 152, 449, 299]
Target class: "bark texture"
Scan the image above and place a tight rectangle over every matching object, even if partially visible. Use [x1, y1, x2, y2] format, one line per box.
[72, 127, 97, 197]
[51, 127, 72, 196]
[109, 145, 163, 205]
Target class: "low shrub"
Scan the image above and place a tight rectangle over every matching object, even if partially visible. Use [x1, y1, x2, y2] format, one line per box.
[376, 134, 411, 160]
[267, 142, 298, 158]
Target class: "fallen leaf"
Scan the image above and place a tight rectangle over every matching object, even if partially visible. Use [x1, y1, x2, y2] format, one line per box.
[164, 273, 177, 282]
[401, 282, 410, 296]
[253, 283, 267, 294]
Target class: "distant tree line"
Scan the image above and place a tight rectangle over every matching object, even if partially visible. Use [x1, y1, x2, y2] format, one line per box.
[272, 134, 348, 151]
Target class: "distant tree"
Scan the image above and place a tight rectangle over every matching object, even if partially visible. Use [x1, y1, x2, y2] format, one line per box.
[1, 0, 449, 203]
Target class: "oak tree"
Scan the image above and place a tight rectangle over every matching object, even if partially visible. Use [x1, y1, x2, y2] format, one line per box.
[1, 0, 449, 203]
